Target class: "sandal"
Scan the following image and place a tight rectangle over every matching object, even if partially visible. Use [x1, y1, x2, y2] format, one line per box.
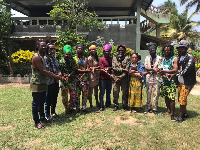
[113, 107, 118, 111]
[100, 108, 104, 111]
[82, 108, 88, 113]
[162, 111, 171, 115]
[35, 123, 45, 129]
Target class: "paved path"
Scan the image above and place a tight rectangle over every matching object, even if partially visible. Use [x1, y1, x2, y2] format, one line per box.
[190, 77, 200, 96]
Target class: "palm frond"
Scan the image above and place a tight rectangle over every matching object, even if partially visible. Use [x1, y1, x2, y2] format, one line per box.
[195, 2, 200, 12]
[180, 0, 189, 5]
[186, 0, 198, 9]
[187, 11, 199, 22]
[182, 23, 199, 32]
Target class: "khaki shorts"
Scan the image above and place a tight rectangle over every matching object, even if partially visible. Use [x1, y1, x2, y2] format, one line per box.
[178, 83, 190, 105]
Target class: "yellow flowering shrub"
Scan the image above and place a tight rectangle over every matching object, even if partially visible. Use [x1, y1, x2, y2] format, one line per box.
[11, 50, 34, 64]
[195, 63, 200, 68]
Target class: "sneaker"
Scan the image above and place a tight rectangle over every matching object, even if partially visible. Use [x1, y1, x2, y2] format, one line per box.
[144, 109, 152, 114]
[130, 110, 137, 113]
[171, 115, 176, 121]
[183, 113, 189, 118]
[46, 116, 52, 123]
[51, 113, 59, 118]
[40, 117, 51, 123]
[176, 116, 185, 123]
[154, 111, 158, 116]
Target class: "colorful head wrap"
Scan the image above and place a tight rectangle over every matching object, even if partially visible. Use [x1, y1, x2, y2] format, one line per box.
[103, 44, 112, 51]
[117, 45, 126, 51]
[89, 45, 97, 50]
[76, 43, 84, 49]
[63, 45, 72, 53]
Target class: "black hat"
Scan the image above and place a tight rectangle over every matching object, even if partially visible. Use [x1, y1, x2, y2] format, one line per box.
[147, 42, 157, 51]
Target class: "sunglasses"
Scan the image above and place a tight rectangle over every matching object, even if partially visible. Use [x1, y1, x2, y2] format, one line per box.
[38, 39, 46, 42]
[49, 48, 55, 50]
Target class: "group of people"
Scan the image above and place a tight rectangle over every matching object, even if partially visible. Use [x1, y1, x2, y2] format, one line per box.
[30, 39, 196, 129]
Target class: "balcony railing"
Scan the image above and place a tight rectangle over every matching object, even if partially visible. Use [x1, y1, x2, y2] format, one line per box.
[11, 16, 137, 27]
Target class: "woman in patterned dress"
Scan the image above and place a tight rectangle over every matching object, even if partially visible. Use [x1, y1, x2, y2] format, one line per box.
[128, 53, 147, 113]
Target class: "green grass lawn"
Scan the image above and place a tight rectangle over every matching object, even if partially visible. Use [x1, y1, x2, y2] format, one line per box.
[0, 85, 200, 150]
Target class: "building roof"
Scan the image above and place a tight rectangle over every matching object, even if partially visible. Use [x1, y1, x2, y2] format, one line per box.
[5, 0, 153, 17]
[141, 34, 171, 48]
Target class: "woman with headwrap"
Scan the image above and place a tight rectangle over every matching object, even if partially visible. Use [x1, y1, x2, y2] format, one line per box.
[99, 44, 113, 111]
[88, 45, 100, 108]
[111, 45, 130, 111]
[59, 45, 77, 114]
[74, 44, 91, 112]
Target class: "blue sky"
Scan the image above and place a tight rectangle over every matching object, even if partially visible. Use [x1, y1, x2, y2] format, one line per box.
[11, 0, 199, 31]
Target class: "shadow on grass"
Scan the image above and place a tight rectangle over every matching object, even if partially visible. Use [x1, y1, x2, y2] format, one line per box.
[158, 105, 199, 119]
[46, 106, 101, 126]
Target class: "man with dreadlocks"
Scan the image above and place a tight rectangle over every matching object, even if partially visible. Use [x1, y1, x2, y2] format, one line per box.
[160, 45, 178, 121]
[111, 45, 130, 111]
[144, 42, 163, 115]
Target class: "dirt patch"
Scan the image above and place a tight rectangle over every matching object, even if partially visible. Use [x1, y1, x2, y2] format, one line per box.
[85, 121, 93, 128]
[95, 118, 104, 127]
[13, 84, 30, 88]
[0, 83, 30, 88]
[0, 125, 14, 131]
[114, 116, 139, 125]
[190, 77, 200, 96]
[84, 118, 104, 130]
[24, 138, 44, 149]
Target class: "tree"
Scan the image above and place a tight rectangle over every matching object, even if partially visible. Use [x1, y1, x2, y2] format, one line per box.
[48, 0, 104, 58]
[161, 10, 200, 43]
[180, 0, 200, 12]
[0, 0, 12, 74]
[155, 0, 200, 47]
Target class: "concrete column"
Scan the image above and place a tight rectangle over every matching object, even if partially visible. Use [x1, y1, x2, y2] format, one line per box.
[136, 0, 141, 53]
[156, 24, 160, 38]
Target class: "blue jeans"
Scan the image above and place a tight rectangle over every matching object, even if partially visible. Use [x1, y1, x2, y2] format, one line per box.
[99, 79, 112, 108]
[45, 83, 59, 116]
[32, 91, 46, 125]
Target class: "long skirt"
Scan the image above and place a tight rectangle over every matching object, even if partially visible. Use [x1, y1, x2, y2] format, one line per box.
[128, 76, 143, 107]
